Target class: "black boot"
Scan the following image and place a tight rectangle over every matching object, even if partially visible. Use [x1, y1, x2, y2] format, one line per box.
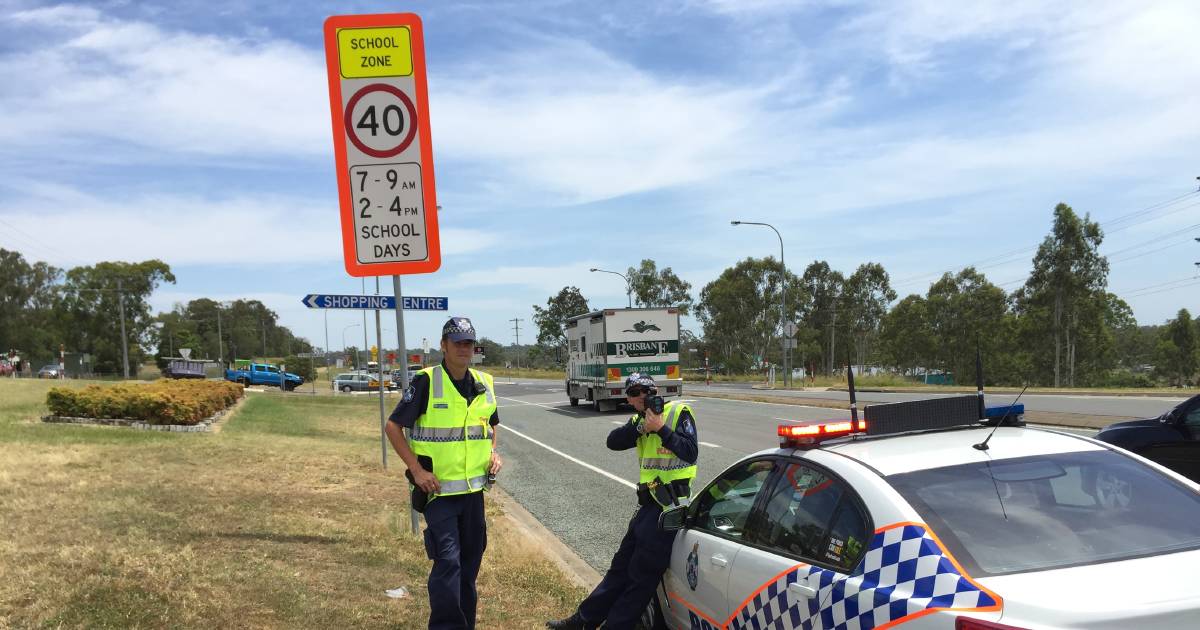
[546, 611, 595, 630]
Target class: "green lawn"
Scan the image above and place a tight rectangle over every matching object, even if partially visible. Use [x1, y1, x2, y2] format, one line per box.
[0, 379, 582, 628]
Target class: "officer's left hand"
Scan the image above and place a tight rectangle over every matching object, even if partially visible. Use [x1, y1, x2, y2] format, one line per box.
[643, 408, 665, 433]
[489, 451, 503, 475]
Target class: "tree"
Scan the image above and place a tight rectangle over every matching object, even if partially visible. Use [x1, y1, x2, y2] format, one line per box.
[878, 295, 932, 375]
[1016, 203, 1109, 387]
[627, 259, 695, 315]
[798, 261, 844, 375]
[839, 263, 897, 368]
[532, 286, 590, 363]
[696, 257, 801, 374]
[925, 268, 1015, 385]
[476, 337, 506, 367]
[58, 260, 176, 376]
[1156, 309, 1197, 387]
[0, 248, 62, 366]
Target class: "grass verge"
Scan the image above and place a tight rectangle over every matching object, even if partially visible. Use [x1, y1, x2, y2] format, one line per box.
[0, 379, 584, 628]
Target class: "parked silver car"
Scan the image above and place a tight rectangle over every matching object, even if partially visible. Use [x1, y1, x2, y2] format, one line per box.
[332, 372, 380, 393]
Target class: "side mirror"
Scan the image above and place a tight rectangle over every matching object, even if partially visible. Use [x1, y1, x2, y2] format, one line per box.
[658, 505, 688, 532]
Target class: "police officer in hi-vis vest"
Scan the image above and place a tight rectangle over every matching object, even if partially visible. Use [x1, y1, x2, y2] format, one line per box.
[384, 316, 501, 630]
[548, 373, 698, 630]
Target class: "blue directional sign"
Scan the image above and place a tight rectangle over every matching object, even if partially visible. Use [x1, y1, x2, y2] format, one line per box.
[302, 294, 448, 311]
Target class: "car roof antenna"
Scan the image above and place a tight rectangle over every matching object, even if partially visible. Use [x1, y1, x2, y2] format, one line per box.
[973, 384, 1029, 451]
[847, 363, 859, 424]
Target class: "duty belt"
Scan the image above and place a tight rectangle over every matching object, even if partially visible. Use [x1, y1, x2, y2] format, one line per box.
[637, 479, 692, 508]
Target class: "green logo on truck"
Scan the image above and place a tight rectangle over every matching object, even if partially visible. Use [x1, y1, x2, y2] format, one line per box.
[622, 321, 661, 333]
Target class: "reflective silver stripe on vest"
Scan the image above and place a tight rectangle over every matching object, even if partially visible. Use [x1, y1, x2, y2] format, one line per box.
[410, 426, 491, 442]
[640, 456, 692, 471]
[665, 403, 680, 426]
[431, 366, 444, 398]
[474, 370, 495, 404]
[437, 474, 490, 494]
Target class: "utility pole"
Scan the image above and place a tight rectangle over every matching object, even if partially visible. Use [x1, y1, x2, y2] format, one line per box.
[116, 279, 129, 379]
[261, 318, 267, 358]
[216, 306, 224, 364]
[510, 318, 523, 372]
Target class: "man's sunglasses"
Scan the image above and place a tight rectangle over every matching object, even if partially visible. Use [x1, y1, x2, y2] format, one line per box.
[625, 387, 654, 397]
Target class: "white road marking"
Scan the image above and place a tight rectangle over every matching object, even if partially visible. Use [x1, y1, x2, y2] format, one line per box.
[700, 442, 721, 448]
[497, 396, 587, 414]
[504, 426, 636, 489]
[611, 420, 624, 426]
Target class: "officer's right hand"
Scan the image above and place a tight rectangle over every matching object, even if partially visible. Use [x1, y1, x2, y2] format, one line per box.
[411, 466, 440, 494]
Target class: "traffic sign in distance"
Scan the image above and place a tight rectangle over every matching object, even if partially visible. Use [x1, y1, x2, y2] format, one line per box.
[324, 13, 440, 277]
[783, 321, 798, 338]
[302, 294, 448, 310]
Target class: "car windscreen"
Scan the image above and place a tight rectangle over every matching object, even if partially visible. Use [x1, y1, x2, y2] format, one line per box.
[887, 450, 1200, 576]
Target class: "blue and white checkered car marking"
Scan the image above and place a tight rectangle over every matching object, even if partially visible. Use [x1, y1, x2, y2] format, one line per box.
[729, 523, 1001, 630]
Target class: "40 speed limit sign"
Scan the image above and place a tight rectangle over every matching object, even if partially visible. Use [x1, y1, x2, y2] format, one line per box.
[323, 13, 440, 276]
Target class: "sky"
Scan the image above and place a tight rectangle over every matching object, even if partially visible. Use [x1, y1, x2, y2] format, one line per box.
[1, 0, 1198, 354]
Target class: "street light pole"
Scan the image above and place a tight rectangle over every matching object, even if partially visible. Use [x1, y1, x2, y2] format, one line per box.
[590, 267, 632, 308]
[731, 220, 789, 387]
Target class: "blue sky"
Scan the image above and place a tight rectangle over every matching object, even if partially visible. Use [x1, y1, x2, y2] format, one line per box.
[1, 1, 1198, 354]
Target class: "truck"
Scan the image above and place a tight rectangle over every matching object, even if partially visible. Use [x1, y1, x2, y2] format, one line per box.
[565, 307, 682, 411]
[163, 358, 206, 379]
[224, 362, 304, 390]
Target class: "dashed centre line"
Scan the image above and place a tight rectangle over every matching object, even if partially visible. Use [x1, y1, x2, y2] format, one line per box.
[699, 442, 721, 448]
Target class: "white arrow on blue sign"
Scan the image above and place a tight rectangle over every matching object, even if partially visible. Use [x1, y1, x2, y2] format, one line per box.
[302, 294, 448, 310]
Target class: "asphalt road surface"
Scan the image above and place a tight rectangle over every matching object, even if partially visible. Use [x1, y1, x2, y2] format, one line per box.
[491, 379, 1111, 573]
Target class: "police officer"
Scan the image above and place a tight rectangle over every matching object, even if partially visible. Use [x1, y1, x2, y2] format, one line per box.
[383, 316, 501, 630]
[547, 374, 698, 630]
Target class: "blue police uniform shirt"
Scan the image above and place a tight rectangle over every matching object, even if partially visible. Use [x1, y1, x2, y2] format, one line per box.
[606, 408, 698, 464]
[387, 362, 501, 430]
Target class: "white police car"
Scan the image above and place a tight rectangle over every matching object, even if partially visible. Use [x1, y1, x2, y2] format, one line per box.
[648, 396, 1200, 629]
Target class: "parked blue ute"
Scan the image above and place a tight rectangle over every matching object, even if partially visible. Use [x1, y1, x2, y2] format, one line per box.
[224, 362, 304, 391]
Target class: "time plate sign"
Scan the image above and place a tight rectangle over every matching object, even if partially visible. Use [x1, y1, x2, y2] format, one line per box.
[323, 13, 440, 276]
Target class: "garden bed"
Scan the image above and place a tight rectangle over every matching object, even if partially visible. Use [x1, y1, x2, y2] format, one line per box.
[42, 379, 244, 431]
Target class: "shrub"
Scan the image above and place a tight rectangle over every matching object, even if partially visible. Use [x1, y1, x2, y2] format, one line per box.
[45, 380, 244, 425]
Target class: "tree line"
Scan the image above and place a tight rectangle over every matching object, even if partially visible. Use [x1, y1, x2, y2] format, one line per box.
[1, 249, 310, 375]
[529, 203, 1196, 387]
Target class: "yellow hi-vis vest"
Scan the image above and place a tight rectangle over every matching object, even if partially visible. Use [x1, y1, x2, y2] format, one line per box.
[635, 400, 697, 506]
[407, 365, 497, 499]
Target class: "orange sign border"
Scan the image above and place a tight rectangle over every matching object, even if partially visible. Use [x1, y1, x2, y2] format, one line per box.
[323, 13, 441, 277]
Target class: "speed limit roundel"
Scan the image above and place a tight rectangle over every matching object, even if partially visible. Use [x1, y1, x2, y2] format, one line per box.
[344, 83, 419, 158]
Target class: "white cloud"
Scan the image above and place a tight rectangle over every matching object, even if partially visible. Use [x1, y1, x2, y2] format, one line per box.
[1, 5, 329, 157]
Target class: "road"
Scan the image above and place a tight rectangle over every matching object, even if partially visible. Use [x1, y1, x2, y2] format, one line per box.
[490, 379, 1114, 573]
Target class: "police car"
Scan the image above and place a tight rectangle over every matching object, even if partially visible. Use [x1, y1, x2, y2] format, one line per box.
[647, 395, 1200, 629]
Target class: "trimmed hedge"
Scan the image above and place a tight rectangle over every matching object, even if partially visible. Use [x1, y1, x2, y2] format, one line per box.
[46, 380, 244, 426]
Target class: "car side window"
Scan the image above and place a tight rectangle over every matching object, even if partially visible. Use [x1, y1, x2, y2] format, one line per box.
[691, 459, 776, 541]
[1182, 404, 1200, 439]
[754, 461, 869, 572]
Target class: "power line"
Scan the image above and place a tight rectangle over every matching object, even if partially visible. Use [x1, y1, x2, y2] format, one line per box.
[890, 190, 1200, 291]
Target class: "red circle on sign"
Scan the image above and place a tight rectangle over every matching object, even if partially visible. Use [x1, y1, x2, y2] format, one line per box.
[344, 83, 419, 158]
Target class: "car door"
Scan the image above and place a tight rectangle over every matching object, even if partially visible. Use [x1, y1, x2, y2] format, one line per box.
[724, 460, 871, 630]
[662, 458, 777, 630]
[1151, 399, 1200, 482]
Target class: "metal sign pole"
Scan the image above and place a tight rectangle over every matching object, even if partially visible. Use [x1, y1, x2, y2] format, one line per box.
[392, 275, 419, 534]
[375, 277, 387, 470]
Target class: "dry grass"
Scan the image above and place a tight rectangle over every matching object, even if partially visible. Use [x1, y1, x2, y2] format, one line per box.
[0, 379, 584, 628]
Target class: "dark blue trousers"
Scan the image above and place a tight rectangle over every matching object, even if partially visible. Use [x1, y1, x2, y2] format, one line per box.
[423, 491, 487, 630]
[578, 503, 678, 630]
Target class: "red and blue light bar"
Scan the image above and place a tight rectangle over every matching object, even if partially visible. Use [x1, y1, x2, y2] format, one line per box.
[778, 419, 867, 448]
